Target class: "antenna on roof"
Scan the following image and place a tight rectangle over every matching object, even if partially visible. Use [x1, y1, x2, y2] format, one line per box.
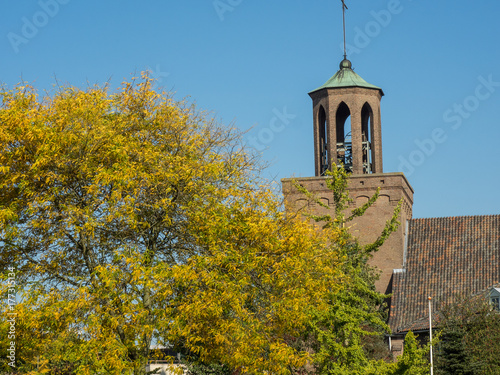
[341, 0, 348, 60]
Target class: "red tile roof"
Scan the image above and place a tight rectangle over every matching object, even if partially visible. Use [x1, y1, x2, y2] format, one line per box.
[388, 215, 500, 334]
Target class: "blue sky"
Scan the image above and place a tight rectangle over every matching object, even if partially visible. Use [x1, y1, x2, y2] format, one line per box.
[1, 0, 500, 219]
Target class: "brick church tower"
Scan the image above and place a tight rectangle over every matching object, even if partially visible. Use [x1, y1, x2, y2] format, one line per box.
[282, 58, 414, 294]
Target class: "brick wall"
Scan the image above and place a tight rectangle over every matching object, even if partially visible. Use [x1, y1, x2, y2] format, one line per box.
[282, 172, 414, 294]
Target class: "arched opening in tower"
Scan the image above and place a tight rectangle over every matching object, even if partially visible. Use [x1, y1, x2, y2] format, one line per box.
[336, 102, 352, 172]
[361, 103, 374, 174]
[318, 105, 328, 175]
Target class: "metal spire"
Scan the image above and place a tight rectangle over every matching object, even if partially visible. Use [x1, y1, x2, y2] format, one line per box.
[341, 0, 348, 60]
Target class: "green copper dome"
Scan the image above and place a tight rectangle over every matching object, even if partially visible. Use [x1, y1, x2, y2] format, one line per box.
[309, 59, 383, 95]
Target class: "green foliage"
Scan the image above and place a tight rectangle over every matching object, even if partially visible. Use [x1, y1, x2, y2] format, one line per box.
[435, 295, 500, 375]
[388, 331, 431, 375]
[292, 166, 428, 374]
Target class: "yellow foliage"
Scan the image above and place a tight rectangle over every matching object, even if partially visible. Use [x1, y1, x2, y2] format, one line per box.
[0, 74, 348, 374]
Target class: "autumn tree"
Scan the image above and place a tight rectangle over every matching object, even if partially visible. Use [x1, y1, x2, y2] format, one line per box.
[0, 76, 353, 374]
[0, 75, 264, 373]
[0, 76, 430, 374]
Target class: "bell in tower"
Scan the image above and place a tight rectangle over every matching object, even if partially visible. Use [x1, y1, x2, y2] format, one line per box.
[309, 58, 384, 176]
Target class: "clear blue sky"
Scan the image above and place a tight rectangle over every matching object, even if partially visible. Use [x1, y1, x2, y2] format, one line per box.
[2, 0, 500, 219]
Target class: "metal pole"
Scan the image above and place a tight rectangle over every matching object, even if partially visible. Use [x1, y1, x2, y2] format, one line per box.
[341, 0, 348, 59]
[429, 296, 434, 375]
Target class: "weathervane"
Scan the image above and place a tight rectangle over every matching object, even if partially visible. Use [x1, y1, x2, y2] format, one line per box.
[341, 0, 348, 60]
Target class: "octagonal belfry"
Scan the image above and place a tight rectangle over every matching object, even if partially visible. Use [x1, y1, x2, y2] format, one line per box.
[309, 59, 384, 176]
